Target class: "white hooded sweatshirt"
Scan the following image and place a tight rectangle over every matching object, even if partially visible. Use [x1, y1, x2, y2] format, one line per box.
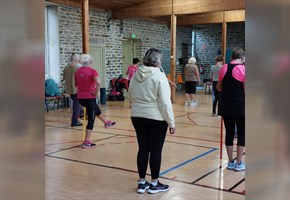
[128, 65, 175, 128]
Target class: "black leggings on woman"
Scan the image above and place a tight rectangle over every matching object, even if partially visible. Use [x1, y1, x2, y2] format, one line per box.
[212, 81, 220, 114]
[78, 98, 97, 130]
[131, 117, 168, 179]
[223, 117, 245, 146]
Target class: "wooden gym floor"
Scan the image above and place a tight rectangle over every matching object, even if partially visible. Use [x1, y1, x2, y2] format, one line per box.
[45, 90, 245, 200]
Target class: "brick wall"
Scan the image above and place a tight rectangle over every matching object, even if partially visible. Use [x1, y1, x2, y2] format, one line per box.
[193, 22, 245, 81]
[57, 5, 192, 91]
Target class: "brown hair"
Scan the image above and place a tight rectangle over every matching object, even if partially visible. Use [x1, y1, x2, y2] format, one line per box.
[215, 55, 223, 62]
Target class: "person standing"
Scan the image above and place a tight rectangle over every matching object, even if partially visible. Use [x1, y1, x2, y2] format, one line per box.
[75, 54, 100, 147]
[210, 55, 223, 117]
[217, 47, 245, 171]
[128, 48, 175, 194]
[184, 57, 200, 106]
[62, 53, 83, 127]
[126, 58, 140, 85]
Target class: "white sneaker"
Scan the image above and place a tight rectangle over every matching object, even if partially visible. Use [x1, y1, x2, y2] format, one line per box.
[190, 101, 197, 106]
[184, 101, 188, 105]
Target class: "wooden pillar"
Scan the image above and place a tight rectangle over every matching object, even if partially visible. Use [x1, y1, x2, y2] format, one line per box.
[82, 0, 89, 53]
[222, 12, 227, 63]
[170, 14, 177, 103]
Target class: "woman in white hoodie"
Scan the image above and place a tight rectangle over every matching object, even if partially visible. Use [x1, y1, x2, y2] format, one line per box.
[128, 48, 176, 194]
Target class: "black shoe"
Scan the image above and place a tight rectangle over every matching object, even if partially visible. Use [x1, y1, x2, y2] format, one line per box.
[137, 181, 150, 194]
[71, 122, 83, 127]
[79, 113, 84, 119]
[148, 181, 169, 194]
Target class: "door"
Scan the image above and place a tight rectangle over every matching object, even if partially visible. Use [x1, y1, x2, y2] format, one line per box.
[122, 39, 132, 77]
[90, 46, 106, 91]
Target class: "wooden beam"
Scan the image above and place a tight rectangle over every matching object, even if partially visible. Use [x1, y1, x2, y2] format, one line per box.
[222, 20, 227, 64]
[170, 14, 177, 103]
[82, 0, 89, 53]
[112, 0, 244, 19]
[178, 10, 245, 26]
[224, 10, 245, 22]
[46, 0, 106, 11]
[46, 0, 81, 7]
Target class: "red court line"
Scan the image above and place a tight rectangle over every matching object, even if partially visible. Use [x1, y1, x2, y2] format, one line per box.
[174, 112, 195, 119]
[186, 112, 198, 125]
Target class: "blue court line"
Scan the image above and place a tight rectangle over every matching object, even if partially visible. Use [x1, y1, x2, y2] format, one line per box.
[159, 148, 217, 176]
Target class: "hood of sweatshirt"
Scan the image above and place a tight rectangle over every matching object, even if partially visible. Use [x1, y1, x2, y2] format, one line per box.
[133, 65, 160, 82]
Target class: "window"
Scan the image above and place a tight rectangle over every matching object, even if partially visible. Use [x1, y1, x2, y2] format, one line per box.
[191, 30, 195, 57]
[45, 5, 60, 83]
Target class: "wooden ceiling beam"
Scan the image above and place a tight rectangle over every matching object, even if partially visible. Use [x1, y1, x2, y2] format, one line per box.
[177, 10, 245, 26]
[112, 0, 244, 19]
[46, 0, 107, 11]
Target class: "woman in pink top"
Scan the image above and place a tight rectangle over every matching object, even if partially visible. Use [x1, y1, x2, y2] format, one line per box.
[75, 54, 100, 148]
[217, 47, 245, 172]
[126, 58, 140, 85]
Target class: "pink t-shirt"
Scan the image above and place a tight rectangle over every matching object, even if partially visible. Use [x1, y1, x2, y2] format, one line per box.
[75, 66, 99, 99]
[127, 65, 138, 80]
[218, 61, 245, 82]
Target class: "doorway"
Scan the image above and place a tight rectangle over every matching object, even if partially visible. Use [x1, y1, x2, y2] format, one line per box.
[90, 46, 106, 89]
[122, 38, 141, 77]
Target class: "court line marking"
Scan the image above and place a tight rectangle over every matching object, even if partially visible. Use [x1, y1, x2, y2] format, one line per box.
[46, 116, 220, 128]
[46, 154, 244, 196]
[191, 152, 246, 184]
[193, 182, 244, 195]
[160, 148, 217, 176]
[45, 124, 220, 151]
[192, 165, 223, 184]
[46, 135, 118, 155]
[45, 123, 222, 144]
[228, 178, 245, 191]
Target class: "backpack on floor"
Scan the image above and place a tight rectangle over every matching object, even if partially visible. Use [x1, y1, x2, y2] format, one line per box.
[45, 79, 60, 97]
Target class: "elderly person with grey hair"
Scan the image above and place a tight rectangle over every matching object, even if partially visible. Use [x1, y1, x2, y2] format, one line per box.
[74, 54, 100, 147]
[128, 48, 175, 194]
[62, 53, 83, 127]
[184, 57, 200, 106]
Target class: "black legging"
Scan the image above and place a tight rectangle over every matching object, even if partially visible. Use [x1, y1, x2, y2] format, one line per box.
[223, 117, 245, 146]
[78, 98, 96, 130]
[212, 81, 220, 114]
[131, 117, 168, 179]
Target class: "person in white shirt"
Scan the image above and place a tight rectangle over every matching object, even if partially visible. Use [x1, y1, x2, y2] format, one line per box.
[128, 48, 175, 194]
